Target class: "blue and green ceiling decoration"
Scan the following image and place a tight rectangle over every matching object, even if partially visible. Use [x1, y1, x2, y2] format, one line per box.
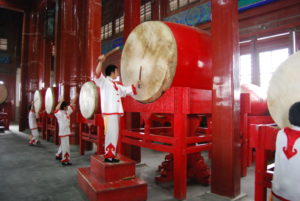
[102, 0, 278, 54]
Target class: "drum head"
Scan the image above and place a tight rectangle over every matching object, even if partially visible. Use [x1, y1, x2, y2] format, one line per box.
[33, 90, 42, 112]
[79, 81, 99, 119]
[0, 85, 8, 104]
[121, 21, 177, 103]
[45, 88, 56, 114]
[267, 51, 300, 128]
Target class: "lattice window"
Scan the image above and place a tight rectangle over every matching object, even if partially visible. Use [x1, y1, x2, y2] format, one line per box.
[140, 1, 152, 23]
[0, 38, 8, 51]
[101, 22, 113, 40]
[169, 0, 199, 12]
[115, 15, 124, 34]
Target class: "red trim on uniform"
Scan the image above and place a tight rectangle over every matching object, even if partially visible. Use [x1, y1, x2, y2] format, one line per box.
[105, 143, 116, 158]
[59, 134, 73, 137]
[30, 128, 37, 130]
[272, 192, 290, 201]
[112, 82, 118, 91]
[69, 105, 74, 111]
[131, 84, 137, 95]
[102, 113, 123, 115]
[54, 109, 59, 114]
[116, 81, 123, 86]
[282, 127, 300, 159]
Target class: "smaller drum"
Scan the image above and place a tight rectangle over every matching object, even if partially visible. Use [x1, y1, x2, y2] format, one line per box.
[0, 84, 8, 104]
[45, 87, 58, 114]
[79, 81, 100, 119]
[33, 90, 45, 113]
[241, 84, 268, 115]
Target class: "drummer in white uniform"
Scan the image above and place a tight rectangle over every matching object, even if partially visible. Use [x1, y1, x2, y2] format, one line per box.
[272, 101, 300, 201]
[28, 103, 40, 145]
[95, 49, 139, 163]
[54, 95, 77, 166]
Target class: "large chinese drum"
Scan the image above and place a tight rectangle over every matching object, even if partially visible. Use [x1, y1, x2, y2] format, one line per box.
[0, 84, 8, 104]
[121, 21, 212, 103]
[267, 51, 300, 128]
[79, 81, 101, 119]
[45, 87, 58, 114]
[241, 84, 268, 115]
[33, 89, 45, 113]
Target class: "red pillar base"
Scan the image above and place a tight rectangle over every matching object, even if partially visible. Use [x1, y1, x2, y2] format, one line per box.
[77, 154, 147, 201]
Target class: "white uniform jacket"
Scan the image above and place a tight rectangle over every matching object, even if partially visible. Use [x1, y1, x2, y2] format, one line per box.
[94, 73, 137, 115]
[272, 125, 300, 201]
[54, 105, 74, 137]
[28, 110, 38, 130]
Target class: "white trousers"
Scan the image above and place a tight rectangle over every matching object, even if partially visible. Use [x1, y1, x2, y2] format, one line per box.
[30, 129, 39, 144]
[56, 136, 70, 162]
[103, 115, 120, 158]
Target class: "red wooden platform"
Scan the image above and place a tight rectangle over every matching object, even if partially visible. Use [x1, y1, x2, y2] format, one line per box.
[78, 155, 147, 201]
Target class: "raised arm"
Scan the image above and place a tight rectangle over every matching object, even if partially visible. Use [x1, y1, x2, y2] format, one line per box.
[70, 92, 78, 108]
[55, 97, 64, 111]
[95, 47, 120, 77]
[95, 54, 106, 77]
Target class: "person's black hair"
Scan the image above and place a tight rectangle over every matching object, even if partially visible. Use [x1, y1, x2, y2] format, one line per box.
[289, 101, 300, 126]
[60, 101, 68, 110]
[105, 65, 118, 76]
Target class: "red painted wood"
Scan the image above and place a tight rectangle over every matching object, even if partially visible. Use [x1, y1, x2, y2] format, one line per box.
[163, 22, 212, 90]
[90, 155, 135, 183]
[78, 167, 147, 201]
[85, 0, 102, 78]
[121, 87, 213, 200]
[211, 0, 241, 198]
[254, 125, 278, 201]
[124, 0, 140, 41]
[78, 113, 104, 155]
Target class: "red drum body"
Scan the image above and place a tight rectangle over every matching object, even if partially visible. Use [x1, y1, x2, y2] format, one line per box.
[79, 81, 101, 119]
[165, 22, 212, 89]
[241, 84, 268, 115]
[121, 21, 212, 103]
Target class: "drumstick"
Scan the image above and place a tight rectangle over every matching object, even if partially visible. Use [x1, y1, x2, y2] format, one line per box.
[105, 46, 120, 58]
[138, 66, 142, 88]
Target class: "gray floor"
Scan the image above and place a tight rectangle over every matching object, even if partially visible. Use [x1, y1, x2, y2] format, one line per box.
[0, 125, 255, 201]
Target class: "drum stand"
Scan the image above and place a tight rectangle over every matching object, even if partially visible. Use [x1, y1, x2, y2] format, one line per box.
[240, 93, 274, 177]
[120, 87, 212, 200]
[78, 113, 104, 155]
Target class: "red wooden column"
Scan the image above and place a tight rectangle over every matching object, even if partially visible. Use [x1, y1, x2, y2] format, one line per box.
[123, 0, 141, 162]
[85, 0, 102, 78]
[211, 0, 241, 199]
[124, 0, 140, 40]
[19, 12, 30, 131]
